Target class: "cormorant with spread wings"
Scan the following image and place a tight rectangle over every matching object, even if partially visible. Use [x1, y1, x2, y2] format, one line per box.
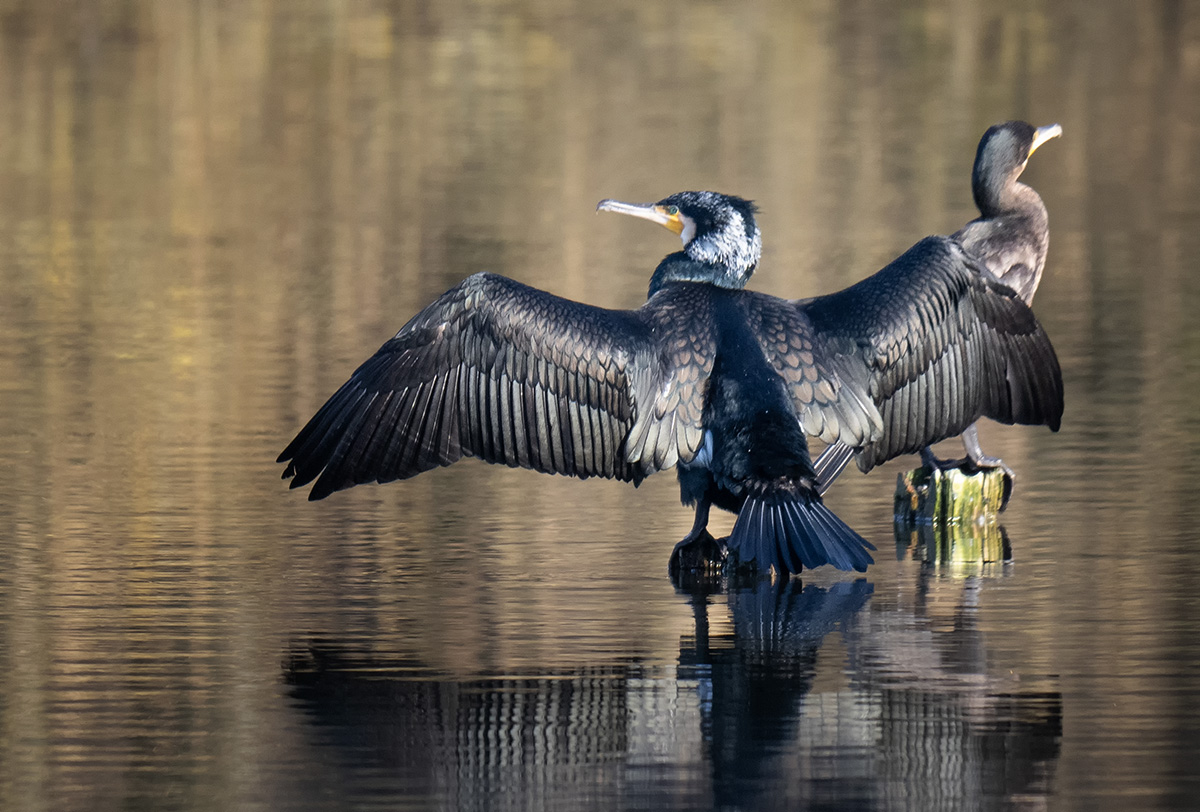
[279, 190, 1061, 575]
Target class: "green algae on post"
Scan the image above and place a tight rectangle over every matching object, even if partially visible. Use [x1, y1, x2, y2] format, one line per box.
[894, 466, 1012, 565]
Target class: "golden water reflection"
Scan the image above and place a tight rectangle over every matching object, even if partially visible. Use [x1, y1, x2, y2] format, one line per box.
[0, 0, 1198, 809]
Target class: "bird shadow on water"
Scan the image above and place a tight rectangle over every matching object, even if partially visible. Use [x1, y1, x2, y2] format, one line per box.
[282, 573, 1062, 810]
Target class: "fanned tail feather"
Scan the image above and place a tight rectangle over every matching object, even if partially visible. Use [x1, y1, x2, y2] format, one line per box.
[729, 494, 875, 575]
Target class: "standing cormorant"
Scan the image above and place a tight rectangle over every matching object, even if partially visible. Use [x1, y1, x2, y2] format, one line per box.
[279, 191, 877, 576]
[812, 121, 1063, 493]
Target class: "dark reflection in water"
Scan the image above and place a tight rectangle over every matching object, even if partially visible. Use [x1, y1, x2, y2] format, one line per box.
[285, 578, 1060, 811]
[680, 580, 880, 810]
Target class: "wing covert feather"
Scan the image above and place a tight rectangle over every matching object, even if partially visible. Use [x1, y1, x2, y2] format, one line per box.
[739, 292, 883, 448]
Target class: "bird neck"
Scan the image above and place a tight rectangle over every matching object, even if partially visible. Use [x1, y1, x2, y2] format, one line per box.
[684, 226, 761, 279]
[973, 175, 1045, 219]
[648, 253, 750, 297]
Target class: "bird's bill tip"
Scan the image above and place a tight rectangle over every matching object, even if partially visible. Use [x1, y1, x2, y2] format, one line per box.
[596, 198, 685, 235]
[1031, 123, 1063, 153]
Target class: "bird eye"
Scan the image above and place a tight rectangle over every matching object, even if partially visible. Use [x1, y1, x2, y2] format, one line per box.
[666, 205, 680, 216]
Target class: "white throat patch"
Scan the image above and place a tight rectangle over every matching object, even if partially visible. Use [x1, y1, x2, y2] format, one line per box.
[685, 208, 761, 279]
[678, 214, 697, 247]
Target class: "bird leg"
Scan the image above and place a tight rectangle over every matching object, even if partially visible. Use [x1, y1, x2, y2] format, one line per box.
[961, 424, 1015, 507]
[919, 445, 968, 471]
[961, 424, 1016, 478]
[920, 425, 1015, 508]
[668, 498, 727, 577]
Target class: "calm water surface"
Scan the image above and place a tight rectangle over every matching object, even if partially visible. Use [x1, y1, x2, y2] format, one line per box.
[2, 1, 1199, 810]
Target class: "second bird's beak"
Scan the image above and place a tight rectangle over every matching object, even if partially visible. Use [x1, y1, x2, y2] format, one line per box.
[596, 199, 685, 236]
[1030, 123, 1063, 154]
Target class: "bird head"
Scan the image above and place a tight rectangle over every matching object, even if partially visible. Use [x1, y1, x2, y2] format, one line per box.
[972, 121, 1062, 213]
[597, 191, 762, 289]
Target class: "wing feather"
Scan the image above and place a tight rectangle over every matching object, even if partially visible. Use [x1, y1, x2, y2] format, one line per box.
[800, 236, 1063, 473]
[280, 273, 712, 499]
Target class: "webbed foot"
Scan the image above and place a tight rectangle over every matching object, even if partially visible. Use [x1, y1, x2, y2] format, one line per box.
[961, 425, 1015, 508]
[920, 446, 1014, 509]
[963, 454, 1015, 509]
[668, 529, 727, 578]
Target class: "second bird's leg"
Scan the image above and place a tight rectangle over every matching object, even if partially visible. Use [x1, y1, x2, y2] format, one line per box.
[962, 424, 1015, 506]
[920, 424, 1014, 478]
[919, 425, 1015, 508]
[919, 445, 967, 471]
[961, 425, 1016, 480]
[668, 498, 727, 576]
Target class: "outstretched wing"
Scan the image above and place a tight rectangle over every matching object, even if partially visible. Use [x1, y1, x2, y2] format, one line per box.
[800, 236, 1063, 473]
[739, 291, 883, 449]
[279, 272, 705, 500]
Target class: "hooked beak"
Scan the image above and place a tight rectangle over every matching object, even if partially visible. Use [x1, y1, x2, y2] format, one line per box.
[596, 199, 685, 236]
[1030, 123, 1063, 154]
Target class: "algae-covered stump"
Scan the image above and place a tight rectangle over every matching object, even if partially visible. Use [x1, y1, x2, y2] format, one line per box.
[895, 466, 1009, 524]
[894, 466, 1012, 565]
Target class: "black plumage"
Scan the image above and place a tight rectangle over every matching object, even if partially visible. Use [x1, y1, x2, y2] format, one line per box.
[280, 189, 1061, 573]
[281, 191, 875, 575]
[805, 236, 1063, 482]
[280, 275, 656, 493]
[283, 187, 1070, 570]
[812, 121, 1063, 491]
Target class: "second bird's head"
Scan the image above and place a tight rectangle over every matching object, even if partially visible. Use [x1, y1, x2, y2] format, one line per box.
[597, 191, 762, 290]
[972, 121, 1062, 212]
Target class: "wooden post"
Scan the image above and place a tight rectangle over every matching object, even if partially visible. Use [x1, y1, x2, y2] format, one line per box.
[894, 467, 1012, 565]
